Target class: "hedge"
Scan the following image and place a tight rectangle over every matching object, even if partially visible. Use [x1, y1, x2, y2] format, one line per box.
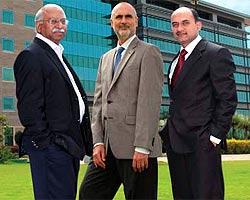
[224, 139, 250, 154]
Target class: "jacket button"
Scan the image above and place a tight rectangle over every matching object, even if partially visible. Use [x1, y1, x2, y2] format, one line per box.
[107, 100, 113, 104]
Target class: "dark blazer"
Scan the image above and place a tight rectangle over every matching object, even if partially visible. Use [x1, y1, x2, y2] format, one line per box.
[14, 37, 93, 159]
[160, 39, 237, 153]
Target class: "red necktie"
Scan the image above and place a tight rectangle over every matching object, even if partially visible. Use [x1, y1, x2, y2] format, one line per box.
[171, 49, 187, 88]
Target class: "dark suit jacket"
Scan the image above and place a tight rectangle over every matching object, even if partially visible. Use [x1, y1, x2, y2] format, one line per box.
[159, 39, 237, 153]
[14, 37, 93, 159]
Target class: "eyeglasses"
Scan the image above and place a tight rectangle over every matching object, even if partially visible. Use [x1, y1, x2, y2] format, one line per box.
[41, 18, 69, 25]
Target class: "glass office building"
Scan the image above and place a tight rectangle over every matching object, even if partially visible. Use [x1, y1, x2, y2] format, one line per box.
[0, 0, 249, 145]
[43, 0, 112, 97]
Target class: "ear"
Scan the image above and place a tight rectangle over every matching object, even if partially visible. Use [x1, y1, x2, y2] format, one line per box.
[135, 16, 138, 28]
[196, 21, 202, 31]
[110, 18, 113, 28]
[36, 21, 41, 33]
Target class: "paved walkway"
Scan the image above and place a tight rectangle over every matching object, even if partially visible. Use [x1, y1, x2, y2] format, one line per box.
[81, 154, 250, 164]
[157, 154, 250, 162]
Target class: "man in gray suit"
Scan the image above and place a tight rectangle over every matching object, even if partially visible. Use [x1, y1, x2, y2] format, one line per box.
[79, 2, 164, 199]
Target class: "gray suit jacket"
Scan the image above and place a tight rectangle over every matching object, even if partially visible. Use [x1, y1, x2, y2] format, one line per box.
[92, 36, 164, 159]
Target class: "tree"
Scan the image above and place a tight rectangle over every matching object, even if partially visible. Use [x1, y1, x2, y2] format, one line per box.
[231, 114, 242, 139]
[0, 115, 8, 147]
[237, 115, 250, 140]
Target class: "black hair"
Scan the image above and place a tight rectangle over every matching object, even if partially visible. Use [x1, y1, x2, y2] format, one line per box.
[190, 8, 200, 22]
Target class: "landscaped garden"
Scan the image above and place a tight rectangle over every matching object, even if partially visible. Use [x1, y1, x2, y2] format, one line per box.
[1, 114, 250, 199]
[0, 160, 250, 200]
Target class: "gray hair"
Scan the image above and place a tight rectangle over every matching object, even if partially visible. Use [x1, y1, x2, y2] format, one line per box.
[35, 4, 66, 21]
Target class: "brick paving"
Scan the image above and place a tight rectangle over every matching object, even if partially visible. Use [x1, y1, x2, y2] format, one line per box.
[157, 154, 250, 162]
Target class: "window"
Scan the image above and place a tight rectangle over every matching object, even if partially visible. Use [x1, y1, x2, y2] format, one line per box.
[237, 91, 247, 103]
[2, 96, 15, 111]
[2, 38, 14, 52]
[162, 83, 169, 97]
[4, 127, 13, 146]
[24, 14, 35, 28]
[2, 67, 14, 81]
[2, 9, 14, 24]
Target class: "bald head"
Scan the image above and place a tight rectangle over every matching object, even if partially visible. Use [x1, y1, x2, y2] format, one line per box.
[171, 7, 199, 22]
[111, 2, 137, 20]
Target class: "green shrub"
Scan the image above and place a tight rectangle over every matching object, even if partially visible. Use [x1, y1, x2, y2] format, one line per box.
[0, 146, 17, 164]
[224, 139, 250, 154]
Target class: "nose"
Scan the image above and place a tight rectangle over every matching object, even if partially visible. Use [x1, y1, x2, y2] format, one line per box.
[176, 24, 183, 31]
[120, 16, 127, 23]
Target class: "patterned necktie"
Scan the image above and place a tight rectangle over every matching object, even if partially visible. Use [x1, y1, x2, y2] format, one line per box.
[113, 47, 125, 76]
[171, 49, 187, 88]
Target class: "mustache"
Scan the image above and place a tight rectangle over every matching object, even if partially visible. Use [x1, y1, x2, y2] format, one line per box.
[52, 28, 65, 33]
[176, 31, 186, 35]
[119, 24, 129, 28]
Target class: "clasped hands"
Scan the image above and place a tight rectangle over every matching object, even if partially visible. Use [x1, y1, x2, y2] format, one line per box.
[93, 145, 149, 172]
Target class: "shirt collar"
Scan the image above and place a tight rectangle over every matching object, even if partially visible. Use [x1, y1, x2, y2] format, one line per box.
[116, 35, 137, 50]
[36, 33, 64, 57]
[181, 35, 202, 54]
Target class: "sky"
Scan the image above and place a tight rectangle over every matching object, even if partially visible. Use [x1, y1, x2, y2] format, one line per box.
[203, 0, 249, 16]
[203, 0, 250, 30]
[203, 0, 250, 38]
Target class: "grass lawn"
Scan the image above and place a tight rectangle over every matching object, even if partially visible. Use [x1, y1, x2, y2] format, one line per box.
[0, 160, 250, 199]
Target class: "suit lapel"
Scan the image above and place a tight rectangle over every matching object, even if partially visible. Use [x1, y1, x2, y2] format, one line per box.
[173, 39, 207, 90]
[107, 49, 116, 88]
[168, 54, 179, 96]
[108, 37, 138, 91]
[33, 38, 72, 86]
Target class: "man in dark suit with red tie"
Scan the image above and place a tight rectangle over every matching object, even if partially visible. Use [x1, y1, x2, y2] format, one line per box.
[159, 7, 237, 199]
[14, 4, 93, 200]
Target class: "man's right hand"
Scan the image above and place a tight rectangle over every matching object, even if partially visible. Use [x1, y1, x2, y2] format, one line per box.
[93, 144, 106, 169]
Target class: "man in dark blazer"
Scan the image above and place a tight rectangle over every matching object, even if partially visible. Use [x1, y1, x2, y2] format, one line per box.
[159, 7, 237, 199]
[79, 2, 163, 199]
[14, 4, 92, 200]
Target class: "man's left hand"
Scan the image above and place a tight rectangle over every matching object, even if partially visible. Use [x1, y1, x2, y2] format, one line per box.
[132, 152, 149, 173]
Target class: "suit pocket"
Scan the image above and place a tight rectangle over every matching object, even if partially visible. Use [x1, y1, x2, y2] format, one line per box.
[199, 128, 214, 151]
[125, 115, 136, 125]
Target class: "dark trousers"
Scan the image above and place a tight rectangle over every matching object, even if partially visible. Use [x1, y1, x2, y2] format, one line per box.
[28, 143, 80, 200]
[79, 148, 158, 200]
[167, 142, 224, 200]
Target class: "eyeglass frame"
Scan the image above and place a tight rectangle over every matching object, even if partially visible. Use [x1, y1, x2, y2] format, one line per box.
[39, 18, 69, 26]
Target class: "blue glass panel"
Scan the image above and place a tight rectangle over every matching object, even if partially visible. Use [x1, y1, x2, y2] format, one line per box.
[2, 38, 14, 52]
[2, 67, 14, 81]
[2, 10, 14, 24]
[24, 14, 35, 28]
[2, 96, 15, 111]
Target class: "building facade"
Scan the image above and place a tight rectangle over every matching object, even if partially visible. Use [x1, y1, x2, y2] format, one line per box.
[0, 0, 249, 146]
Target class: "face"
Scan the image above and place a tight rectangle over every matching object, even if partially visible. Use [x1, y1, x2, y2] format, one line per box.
[171, 7, 202, 48]
[36, 6, 67, 44]
[110, 3, 138, 44]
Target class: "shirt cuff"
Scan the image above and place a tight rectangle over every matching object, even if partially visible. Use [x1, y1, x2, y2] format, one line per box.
[94, 143, 104, 147]
[210, 135, 221, 144]
[135, 147, 150, 154]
